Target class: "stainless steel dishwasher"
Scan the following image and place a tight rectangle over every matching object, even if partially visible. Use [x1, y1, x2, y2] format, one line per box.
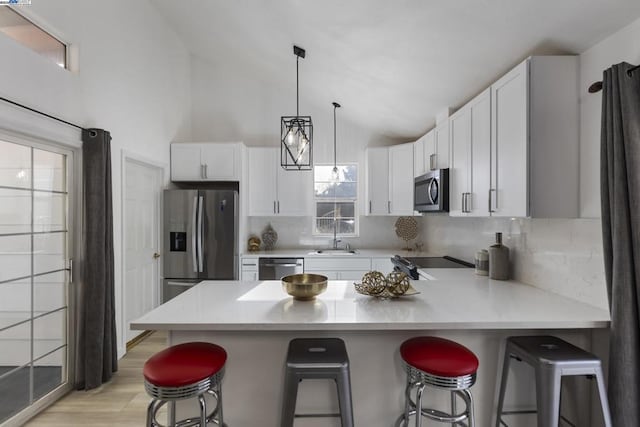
[258, 257, 304, 280]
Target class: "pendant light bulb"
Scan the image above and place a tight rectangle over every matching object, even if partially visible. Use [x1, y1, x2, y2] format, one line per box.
[331, 166, 340, 182]
[286, 128, 296, 146]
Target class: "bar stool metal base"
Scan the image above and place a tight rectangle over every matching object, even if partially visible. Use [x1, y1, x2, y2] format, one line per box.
[145, 370, 226, 427]
[495, 335, 612, 427]
[395, 364, 476, 427]
[281, 338, 354, 427]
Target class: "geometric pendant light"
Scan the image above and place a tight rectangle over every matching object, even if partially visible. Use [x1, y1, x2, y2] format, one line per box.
[281, 45, 313, 170]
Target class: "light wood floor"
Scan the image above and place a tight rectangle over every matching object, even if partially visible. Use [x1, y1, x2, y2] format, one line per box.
[25, 332, 167, 427]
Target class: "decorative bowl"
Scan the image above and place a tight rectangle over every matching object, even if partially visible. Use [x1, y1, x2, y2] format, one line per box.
[282, 274, 328, 301]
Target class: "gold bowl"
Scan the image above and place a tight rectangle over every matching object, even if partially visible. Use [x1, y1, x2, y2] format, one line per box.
[282, 274, 328, 301]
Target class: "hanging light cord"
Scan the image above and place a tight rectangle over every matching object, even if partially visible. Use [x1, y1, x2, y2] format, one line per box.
[332, 102, 341, 173]
[296, 55, 299, 117]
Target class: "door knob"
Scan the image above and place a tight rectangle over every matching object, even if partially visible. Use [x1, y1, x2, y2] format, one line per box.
[153, 252, 161, 259]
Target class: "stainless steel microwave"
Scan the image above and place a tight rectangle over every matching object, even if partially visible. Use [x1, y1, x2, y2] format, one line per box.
[414, 169, 449, 212]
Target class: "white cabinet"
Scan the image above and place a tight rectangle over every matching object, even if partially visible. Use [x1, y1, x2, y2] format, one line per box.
[423, 124, 449, 172]
[366, 144, 414, 216]
[171, 143, 241, 181]
[304, 257, 371, 281]
[247, 147, 312, 216]
[413, 135, 426, 177]
[240, 256, 258, 281]
[449, 88, 491, 217]
[365, 147, 390, 215]
[490, 57, 579, 218]
[371, 257, 394, 274]
[388, 143, 415, 215]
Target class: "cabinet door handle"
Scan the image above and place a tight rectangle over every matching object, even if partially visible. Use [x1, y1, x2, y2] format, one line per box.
[388, 200, 391, 214]
[204, 164, 208, 179]
[461, 193, 466, 213]
[429, 154, 435, 170]
[467, 193, 472, 213]
[488, 189, 496, 213]
[273, 200, 276, 214]
[277, 200, 280, 214]
[369, 200, 372, 214]
[200, 164, 204, 179]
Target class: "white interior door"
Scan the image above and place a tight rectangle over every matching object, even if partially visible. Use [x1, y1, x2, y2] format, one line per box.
[0, 137, 73, 424]
[123, 157, 162, 343]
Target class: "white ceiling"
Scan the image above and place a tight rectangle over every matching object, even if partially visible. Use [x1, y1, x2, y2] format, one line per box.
[151, 0, 640, 141]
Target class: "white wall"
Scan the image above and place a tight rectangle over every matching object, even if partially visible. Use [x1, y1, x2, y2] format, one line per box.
[579, 17, 640, 218]
[0, 0, 192, 358]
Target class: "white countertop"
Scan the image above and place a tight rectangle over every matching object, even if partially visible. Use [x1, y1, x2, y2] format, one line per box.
[131, 270, 610, 331]
[240, 249, 437, 258]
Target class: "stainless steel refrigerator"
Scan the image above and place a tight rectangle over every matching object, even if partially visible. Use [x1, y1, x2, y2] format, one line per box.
[163, 189, 238, 302]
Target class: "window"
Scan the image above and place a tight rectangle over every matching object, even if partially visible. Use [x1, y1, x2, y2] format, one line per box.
[313, 164, 358, 236]
[0, 7, 66, 68]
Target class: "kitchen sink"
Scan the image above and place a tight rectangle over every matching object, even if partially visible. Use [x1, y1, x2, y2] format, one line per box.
[308, 249, 358, 256]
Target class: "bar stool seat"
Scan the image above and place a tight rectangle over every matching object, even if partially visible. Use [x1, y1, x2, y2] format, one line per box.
[401, 336, 479, 377]
[396, 336, 478, 427]
[495, 335, 612, 427]
[281, 338, 354, 427]
[144, 342, 227, 427]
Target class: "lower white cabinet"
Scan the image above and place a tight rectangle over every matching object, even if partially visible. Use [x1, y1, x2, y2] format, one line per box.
[297, 257, 372, 281]
[240, 256, 258, 281]
[371, 257, 395, 274]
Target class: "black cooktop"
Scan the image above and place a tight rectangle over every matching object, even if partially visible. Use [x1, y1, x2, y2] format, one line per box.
[390, 255, 473, 280]
[405, 256, 473, 269]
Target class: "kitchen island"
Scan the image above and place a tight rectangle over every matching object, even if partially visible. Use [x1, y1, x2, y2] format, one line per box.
[131, 271, 610, 426]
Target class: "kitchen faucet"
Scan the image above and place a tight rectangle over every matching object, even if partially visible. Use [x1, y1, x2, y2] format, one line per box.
[332, 218, 341, 250]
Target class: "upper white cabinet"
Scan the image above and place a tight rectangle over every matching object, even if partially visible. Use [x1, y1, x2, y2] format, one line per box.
[490, 56, 579, 218]
[449, 88, 491, 217]
[388, 143, 415, 215]
[171, 142, 242, 181]
[247, 147, 311, 216]
[423, 120, 449, 173]
[365, 147, 390, 215]
[413, 135, 426, 177]
[366, 143, 414, 216]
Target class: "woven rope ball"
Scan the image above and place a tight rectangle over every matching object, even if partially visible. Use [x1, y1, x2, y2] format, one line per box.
[361, 271, 387, 295]
[385, 271, 410, 295]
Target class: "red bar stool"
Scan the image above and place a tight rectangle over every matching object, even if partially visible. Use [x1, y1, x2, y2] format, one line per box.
[144, 342, 227, 427]
[395, 337, 479, 427]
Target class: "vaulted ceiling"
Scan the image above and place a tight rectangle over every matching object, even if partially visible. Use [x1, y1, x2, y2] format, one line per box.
[151, 0, 640, 141]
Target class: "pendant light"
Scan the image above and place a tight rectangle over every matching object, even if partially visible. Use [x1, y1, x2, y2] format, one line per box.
[331, 102, 341, 181]
[281, 45, 313, 170]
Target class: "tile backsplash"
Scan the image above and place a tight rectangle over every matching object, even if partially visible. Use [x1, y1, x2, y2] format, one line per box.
[421, 215, 609, 310]
[248, 215, 609, 311]
[247, 216, 417, 251]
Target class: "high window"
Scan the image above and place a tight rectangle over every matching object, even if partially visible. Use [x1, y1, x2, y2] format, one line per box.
[313, 164, 358, 236]
[0, 7, 66, 69]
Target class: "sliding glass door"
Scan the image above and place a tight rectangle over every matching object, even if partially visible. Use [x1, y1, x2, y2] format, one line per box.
[0, 137, 73, 424]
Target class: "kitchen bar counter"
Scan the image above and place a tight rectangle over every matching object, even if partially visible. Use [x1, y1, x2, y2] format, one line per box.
[131, 271, 609, 331]
[131, 271, 609, 426]
[239, 248, 431, 257]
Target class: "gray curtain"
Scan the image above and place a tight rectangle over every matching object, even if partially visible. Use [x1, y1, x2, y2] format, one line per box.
[601, 62, 640, 426]
[76, 128, 118, 390]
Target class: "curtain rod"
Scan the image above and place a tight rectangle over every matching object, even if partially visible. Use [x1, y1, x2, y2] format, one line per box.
[0, 95, 86, 131]
[588, 64, 639, 94]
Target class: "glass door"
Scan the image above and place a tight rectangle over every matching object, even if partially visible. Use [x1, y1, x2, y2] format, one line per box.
[0, 137, 73, 424]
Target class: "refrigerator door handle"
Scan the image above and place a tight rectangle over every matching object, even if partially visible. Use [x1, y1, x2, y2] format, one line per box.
[192, 196, 198, 272]
[198, 196, 204, 273]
